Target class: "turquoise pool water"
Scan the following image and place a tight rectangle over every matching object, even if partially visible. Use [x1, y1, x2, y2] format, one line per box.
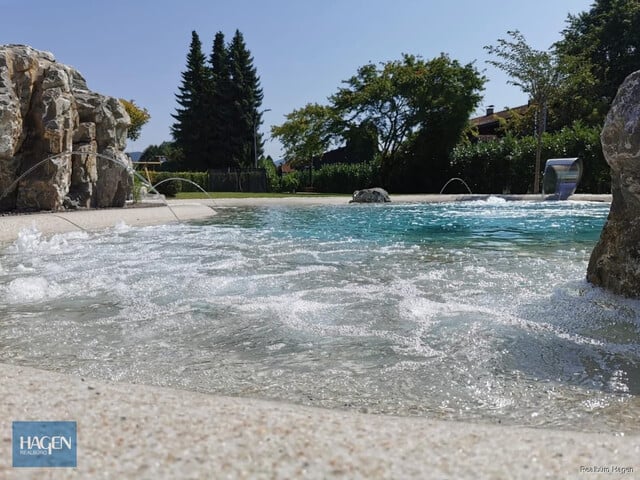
[1, 199, 639, 432]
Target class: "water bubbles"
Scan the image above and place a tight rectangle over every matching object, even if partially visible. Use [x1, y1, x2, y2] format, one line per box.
[7, 225, 89, 255]
[9, 225, 43, 253]
[608, 370, 630, 393]
[266, 343, 286, 352]
[2, 276, 63, 303]
[113, 220, 130, 233]
[484, 195, 507, 205]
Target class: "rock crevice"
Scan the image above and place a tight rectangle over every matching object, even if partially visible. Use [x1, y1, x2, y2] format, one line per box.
[0, 44, 131, 211]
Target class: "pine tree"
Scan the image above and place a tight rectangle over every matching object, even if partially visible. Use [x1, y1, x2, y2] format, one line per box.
[208, 31, 233, 169]
[171, 31, 210, 171]
[227, 30, 264, 169]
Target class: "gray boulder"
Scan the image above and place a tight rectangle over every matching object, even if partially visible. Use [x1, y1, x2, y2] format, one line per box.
[587, 70, 640, 296]
[350, 187, 391, 203]
[0, 44, 131, 211]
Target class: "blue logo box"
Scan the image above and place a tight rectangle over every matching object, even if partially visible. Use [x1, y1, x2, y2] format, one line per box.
[12, 421, 77, 468]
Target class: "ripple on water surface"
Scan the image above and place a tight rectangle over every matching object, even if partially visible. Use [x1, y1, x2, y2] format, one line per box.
[1, 200, 639, 432]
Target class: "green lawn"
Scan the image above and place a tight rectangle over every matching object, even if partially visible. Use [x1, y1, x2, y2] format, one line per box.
[174, 191, 349, 199]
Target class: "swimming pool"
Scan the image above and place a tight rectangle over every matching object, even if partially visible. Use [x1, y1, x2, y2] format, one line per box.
[1, 199, 639, 432]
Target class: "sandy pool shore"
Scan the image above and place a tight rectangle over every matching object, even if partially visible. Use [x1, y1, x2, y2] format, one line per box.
[0, 201, 216, 245]
[0, 362, 637, 479]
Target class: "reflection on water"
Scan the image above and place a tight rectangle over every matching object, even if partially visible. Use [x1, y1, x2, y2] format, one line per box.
[1, 199, 639, 432]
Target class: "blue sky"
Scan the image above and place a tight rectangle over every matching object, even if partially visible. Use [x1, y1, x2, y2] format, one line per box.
[2, 0, 592, 159]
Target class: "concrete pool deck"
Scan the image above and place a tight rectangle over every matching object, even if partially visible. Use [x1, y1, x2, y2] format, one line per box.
[2, 192, 633, 479]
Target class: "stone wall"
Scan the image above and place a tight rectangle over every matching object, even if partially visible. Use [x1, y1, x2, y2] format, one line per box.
[0, 44, 131, 211]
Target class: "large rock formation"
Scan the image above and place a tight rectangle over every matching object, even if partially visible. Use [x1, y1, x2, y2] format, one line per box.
[587, 70, 640, 297]
[0, 44, 131, 211]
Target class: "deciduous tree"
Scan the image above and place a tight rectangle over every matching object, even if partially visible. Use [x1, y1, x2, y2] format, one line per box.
[271, 103, 338, 185]
[554, 0, 640, 125]
[485, 30, 565, 193]
[331, 54, 484, 191]
[119, 99, 150, 141]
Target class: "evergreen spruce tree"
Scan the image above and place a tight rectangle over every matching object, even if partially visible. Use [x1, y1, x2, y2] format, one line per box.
[171, 31, 210, 171]
[227, 30, 264, 169]
[208, 31, 233, 169]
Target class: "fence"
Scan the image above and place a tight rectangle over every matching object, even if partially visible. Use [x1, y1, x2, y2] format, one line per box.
[208, 168, 267, 193]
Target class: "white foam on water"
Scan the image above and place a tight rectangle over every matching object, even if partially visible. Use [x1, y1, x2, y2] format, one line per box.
[9, 225, 42, 253]
[14, 263, 34, 272]
[2, 276, 63, 303]
[608, 370, 630, 393]
[485, 195, 508, 204]
[113, 220, 130, 232]
[8, 225, 89, 255]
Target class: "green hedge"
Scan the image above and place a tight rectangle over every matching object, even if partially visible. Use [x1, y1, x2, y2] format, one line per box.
[144, 171, 209, 196]
[311, 162, 380, 193]
[259, 158, 281, 192]
[280, 172, 301, 192]
[450, 123, 609, 194]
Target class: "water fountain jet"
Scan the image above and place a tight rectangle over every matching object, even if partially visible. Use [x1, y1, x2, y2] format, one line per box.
[0, 151, 181, 220]
[439, 178, 473, 195]
[150, 177, 216, 210]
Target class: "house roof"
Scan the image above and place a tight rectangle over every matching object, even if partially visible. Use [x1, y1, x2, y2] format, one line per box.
[281, 162, 295, 173]
[470, 104, 529, 127]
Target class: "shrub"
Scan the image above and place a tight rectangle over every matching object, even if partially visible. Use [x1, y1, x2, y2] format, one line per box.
[312, 162, 380, 193]
[281, 173, 300, 192]
[450, 123, 607, 194]
[143, 171, 209, 195]
[259, 158, 281, 192]
[147, 172, 182, 196]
